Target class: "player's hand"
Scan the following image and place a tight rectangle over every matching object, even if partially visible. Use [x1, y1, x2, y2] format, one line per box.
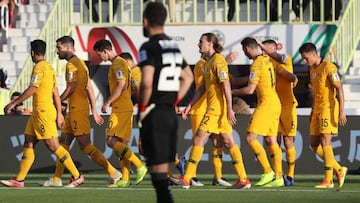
[293, 75, 298, 88]
[339, 111, 347, 126]
[225, 51, 239, 64]
[4, 103, 16, 115]
[181, 104, 191, 120]
[93, 111, 104, 126]
[137, 103, 156, 128]
[101, 102, 110, 114]
[57, 113, 65, 129]
[228, 109, 237, 126]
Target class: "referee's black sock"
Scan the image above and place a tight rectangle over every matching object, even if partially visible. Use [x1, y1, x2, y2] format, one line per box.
[150, 172, 174, 203]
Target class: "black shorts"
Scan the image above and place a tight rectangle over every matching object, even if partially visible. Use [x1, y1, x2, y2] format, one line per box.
[140, 105, 178, 166]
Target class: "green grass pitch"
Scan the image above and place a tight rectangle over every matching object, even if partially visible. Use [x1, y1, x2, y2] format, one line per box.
[0, 173, 359, 203]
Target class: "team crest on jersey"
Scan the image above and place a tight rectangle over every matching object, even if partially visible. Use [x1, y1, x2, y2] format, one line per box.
[138, 50, 147, 63]
[31, 76, 38, 83]
[220, 71, 227, 79]
[249, 72, 256, 79]
[333, 73, 340, 81]
[116, 71, 123, 78]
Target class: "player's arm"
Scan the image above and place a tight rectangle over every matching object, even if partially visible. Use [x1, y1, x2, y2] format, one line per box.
[87, 80, 104, 125]
[175, 65, 194, 106]
[232, 83, 257, 96]
[102, 79, 125, 113]
[53, 86, 65, 128]
[334, 82, 347, 126]
[182, 81, 204, 120]
[137, 65, 155, 128]
[4, 86, 36, 114]
[223, 80, 236, 125]
[230, 75, 248, 89]
[257, 40, 285, 63]
[138, 65, 154, 107]
[60, 81, 76, 101]
[278, 69, 298, 87]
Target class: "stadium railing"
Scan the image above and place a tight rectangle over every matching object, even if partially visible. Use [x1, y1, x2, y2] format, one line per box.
[10, 0, 73, 109]
[10, 0, 358, 109]
[326, 0, 360, 75]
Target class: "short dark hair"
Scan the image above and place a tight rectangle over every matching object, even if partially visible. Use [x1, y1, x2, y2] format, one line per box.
[299, 42, 317, 54]
[241, 37, 258, 49]
[93, 39, 112, 52]
[31, 39, 46, 55]
[56, 36, 75, 46]
[143, 2, 167, 27]
[120, 52, 133, 60]
[262, 39, 277, 46]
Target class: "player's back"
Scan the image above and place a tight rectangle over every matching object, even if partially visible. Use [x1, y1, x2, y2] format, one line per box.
[251, 55, 280, 106]
[139, 34, 186, 106]
[32, 61, 56, 111]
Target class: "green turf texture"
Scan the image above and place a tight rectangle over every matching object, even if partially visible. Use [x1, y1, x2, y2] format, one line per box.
[0, 174, 359, 203]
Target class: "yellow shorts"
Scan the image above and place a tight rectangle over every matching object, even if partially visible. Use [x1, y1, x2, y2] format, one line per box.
[107, 111, 133, 142]
[247, 104, 281, 136]
[24, 109, 58, 140]
[62, 110, 90, 136]
[198, 113, 232, 134]
[278, 105, 297, 136]
[310, 104, 338, 135]
[190, 114, 203, 136]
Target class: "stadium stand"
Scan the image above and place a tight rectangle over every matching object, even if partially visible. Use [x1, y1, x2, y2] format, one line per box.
[0, 0, 359, 112]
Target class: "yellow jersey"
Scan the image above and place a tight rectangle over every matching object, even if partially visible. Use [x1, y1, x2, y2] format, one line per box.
[130, 66, 142, 91]
[310, 59, 341, 110]
[272, 53, 298, 107]
[203, 53, 229, 116]
[31, 60, 57, 111]
[190, 58, 207, 116]
[109, 56, 133, 112]
[66, 56, 90, 112]
[249, 55, 280, 105]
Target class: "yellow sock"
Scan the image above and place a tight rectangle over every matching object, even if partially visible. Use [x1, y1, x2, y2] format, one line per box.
[184, 146, 204, 181]
[286, 146, 296, 178]
[173, 156, 179, 166]
[53, 144, 69, 181]
[229, 145, 247, 180]
[83, 144, 117, 177]
[249, 140, 272, 174]
[323, 145, 334, 182]
[167, 169, 173, 177]
[120, 159, 131, 181]
[55, 146, 80, 179]
[212, 147, 223, 179]
[16, 148, 35, 181]
[312, 145, 341, 172]
[269, 143, 283, 179]
[113, 142, 143, 168]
